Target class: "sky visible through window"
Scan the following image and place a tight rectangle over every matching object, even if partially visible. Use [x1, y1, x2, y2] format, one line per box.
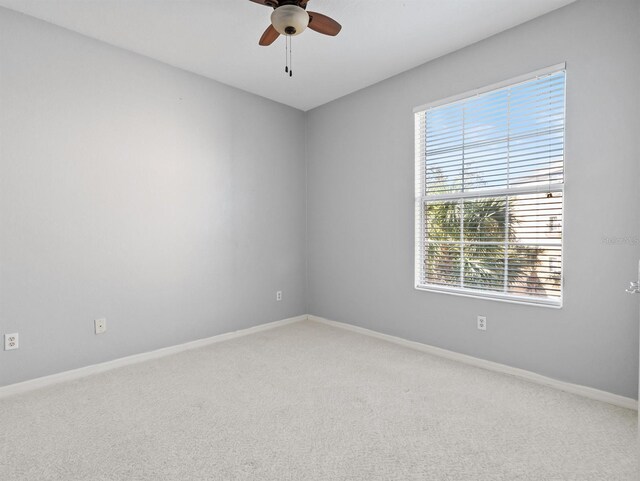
[425, 72, 564, 194]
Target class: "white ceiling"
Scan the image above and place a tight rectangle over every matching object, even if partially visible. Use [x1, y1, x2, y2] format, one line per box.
[0, 0, 575, 111]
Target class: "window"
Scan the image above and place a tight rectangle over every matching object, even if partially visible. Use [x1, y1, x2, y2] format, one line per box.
[414, 65, 565, 307]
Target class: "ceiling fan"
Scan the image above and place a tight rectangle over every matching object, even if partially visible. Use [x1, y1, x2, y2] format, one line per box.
[250, 0, 342, 46]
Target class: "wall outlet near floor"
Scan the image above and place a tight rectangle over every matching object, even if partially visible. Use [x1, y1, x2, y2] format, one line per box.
[477, 316, 487, 331]
[276, 290, 282, 301]
[4, 333, 19, 350]
[94, 318, 107, 334]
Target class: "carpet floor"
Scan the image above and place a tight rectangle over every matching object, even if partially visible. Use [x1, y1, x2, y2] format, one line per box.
[0, 320, 637, 480]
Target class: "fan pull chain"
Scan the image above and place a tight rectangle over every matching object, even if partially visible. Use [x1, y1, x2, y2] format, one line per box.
[289, 36, 293, 77]
[284, 35, 288, 73]
[283, 35, 293, 77]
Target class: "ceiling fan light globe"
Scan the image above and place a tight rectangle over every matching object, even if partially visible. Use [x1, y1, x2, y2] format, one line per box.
[271, 5, 309, 36]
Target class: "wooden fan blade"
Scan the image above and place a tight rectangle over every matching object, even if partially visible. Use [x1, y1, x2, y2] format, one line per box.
[307, 11, 342, 36]
[259, 24, 280, 46]
[249, 0, 279, 7]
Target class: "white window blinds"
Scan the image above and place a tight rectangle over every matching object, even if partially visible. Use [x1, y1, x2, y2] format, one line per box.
[415, 66, 565, 307]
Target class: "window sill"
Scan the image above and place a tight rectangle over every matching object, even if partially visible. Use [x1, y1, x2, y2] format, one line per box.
[415, 284, 562, 309]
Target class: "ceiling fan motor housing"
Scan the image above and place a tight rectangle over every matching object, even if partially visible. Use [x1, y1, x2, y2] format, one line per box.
[271, 5, 309, 36]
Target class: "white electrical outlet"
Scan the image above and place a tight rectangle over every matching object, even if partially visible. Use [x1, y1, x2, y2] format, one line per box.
[94, 318, 107, 334]
[477, 316, 487, 331]
[276, 290, 282, 301]
[4, 333, 19, 350]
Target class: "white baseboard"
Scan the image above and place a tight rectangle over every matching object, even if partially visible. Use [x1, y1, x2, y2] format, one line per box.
[3, 313, 636, 411]
[0, 314, 307, 400]
[308, 315, 638, 411]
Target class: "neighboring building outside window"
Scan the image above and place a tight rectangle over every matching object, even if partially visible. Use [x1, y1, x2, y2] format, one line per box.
[414, 65, 566, 307]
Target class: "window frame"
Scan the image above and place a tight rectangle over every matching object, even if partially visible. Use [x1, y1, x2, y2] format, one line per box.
[414, 64, 566, 308]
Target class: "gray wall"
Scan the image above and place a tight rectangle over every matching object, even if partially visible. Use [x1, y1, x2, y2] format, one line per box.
[307, 0, 640, 398]
[0, 7, 307, 386]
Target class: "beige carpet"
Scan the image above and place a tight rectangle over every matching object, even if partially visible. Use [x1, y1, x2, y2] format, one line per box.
[0, 320, 637, 480]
